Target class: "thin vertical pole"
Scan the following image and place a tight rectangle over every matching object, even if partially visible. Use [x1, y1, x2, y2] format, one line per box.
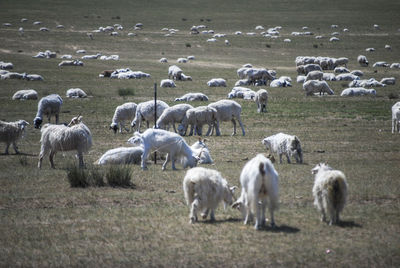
[154, 83, 157, 164]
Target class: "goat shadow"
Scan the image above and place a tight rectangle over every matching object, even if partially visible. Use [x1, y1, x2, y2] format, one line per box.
[202, 218, 242, 225]
[336, 220, 362, 228]
[261, 224, 300, 233]
[0, 152, 37, 157]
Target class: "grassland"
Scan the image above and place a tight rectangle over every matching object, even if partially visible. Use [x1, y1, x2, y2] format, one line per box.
[0, 0, 400, 266]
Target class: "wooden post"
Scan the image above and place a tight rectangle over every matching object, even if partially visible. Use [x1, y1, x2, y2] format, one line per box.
[154, 83, 157, 164]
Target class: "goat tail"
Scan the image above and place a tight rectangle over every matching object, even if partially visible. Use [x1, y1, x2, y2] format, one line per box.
[183, 178, 195, 206]
[329, 174, 348, 212]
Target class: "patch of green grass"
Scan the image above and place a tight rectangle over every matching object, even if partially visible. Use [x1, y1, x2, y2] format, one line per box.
[117, 88, 135, 96]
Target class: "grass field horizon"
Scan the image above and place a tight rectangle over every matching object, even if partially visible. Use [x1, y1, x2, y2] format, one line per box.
[1, 0, 399, 266]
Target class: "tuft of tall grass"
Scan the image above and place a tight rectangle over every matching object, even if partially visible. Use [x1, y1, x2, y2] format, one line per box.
[106, 165, 134, 188]
[118, 88, 135, 96]
[66, 163, 105, 188]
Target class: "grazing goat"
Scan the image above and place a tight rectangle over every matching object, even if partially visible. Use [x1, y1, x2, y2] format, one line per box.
[183, 167, 237, 223]
[255, 89, 268, 113]
[0, 120, 29, 154]
[312, 163, 348, 225]
[110, 102, 137, 134]
[127, 128, 199, 170]
[33, 94, 63, 128]
[38, 115, 92, 168]
[232, 154, 279, 229]
[392, 102, 400, 133]
[262, 133, 303, 164]
[208, 100, 245, 136]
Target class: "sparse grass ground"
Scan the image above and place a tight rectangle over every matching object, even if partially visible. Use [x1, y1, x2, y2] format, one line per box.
[0, 0, 400, 266]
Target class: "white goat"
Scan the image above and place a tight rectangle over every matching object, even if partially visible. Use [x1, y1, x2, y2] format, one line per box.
[178, 106, 218, 136]
[208, 100, 245, 136]
[58, 60, 84, 67]
[127, 128, 199, 170]
[357, 55, 369, 67]
[190, 138, 213, 164]
[0, 120, 29, 154]
[232, 154, 279, 229]
[131, 100, 169, 132]
[168, 65, 183, 80]
[33, 94, 63, 129]
[183, 167, 237, 223]
[392, 102, 400, 133]
[175, 93, 209, 102]
[262, 133, 303, 164]
[305, 71, 323, 81]
[12, 89, 38, 100]
[228, 87, 256, 100]
[207, 78, 227, 87]
[66, 88, 87, 98]
[312, 163, 348, 225]
[156, 103, 194, 132]
[255, 89, 268, 113]
[110, 102, 137, 134]
[380, 77, 395, 85]
[38, 115, 92, 168]
[303, 80, 334, 96]
[160, 79, 176, 88]
[340, 88, 376, 97]
[95, 146, 143, 165]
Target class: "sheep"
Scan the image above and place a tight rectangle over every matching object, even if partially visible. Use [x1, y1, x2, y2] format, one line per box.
[110, 102, 137, 134]
[160, 79, 176, 88]
[131, 100, 169, 133]
[231, 154, 279, 229]
[228, 87, 256, 99]
[58, 60, 84, 67]
[24, 74, 44, 81]
[0, 120, 29, 154]
[82, 53, 101, 59]
[311, 163, 348, 225]
[297, 64, 322, 75]
[237, 67, 250, 79]
[380, 77, 395, 85]
[159, 57, 168, 63]
[334, 67, 350, 74]
[373, 61, 390, 67]
[357, 55, 369, 67]
[255, 89, 268, 113]
[168, 65, 183, 80]
[183, 167, 237, 223]
[390, 63, 400, 69]
[208, 99, 245, 136]
[156, 103, 194, 132]
[207, 78, 227, 87]
[33, 94, 63, 129]
[190, 138, 213, 164]
[296, 75, 306, 83]
[1, 72, 25, 80]
[235, 79, 251, 86]
[111, 70, 150, 79]
[177, 58, 188, 63]
[340, 88, 376, 97]
[178, 106, 218, 136]
[95, 146, 143, 165]
[66, 88, 87, 98]
[0, 61, 13, 70]
[127, 128, 199, 170]
[322, 73, 337, 81]
[333, 57, 348, 67]
[270, 77, 292, 87]
[262, 133, 303, 164]
[12, 89, 38, 100]
[38, 115, 92, 168]
[350, 70, 364, 77]
[392, 102, 400, 133]
[245, 68, 275, 85]
[175, 92, 209, 102]
[180, 73, 192, 81]
[335, 73, 360, 81]
[303, 80, 334, 96]
[349, 78, 385, 88]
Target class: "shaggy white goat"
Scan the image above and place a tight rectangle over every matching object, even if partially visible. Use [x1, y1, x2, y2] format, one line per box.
[255, 89, 268, 113]
[33, 94, 63, 129]
[110, 102, 137, 134]
[183, 167, 237, 223]
[160, 79, 176, 88]
[232, 154, 279, 229]
[305, 70, 323, 81]
[227, 87, 256, 100]
[131, 100, 169, 132]
[312, 163, 348, 225]
[262, 133, 303, 164]
[156, 103, 194, 133]
[66, 88, 87, 98]
[0, 120, 29, 154]
[340, 88, 376, 97]
[95, 146, 143, 165]
[208, 100, 245, 136]
[12, 89, 38, 100]
[392, 102, 400, 133]
[168, 65, 183, 80]
[190, 138, 213, 164]
[175, 92, 209, 102]
[380, 77, 395, 85]
[178, 106, 218, 136]
[127, 128, 199, 170]
[38, 115, 92, 168]
[270, 77, 292, 87]
[357, 55, 369, 67]
[207, 78, 227, 87]
[303, 80, 334, 96]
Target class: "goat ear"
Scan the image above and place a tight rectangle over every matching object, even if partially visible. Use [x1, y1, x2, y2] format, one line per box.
[203, 138, 207, 142]
[230, 186, 238, 193]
